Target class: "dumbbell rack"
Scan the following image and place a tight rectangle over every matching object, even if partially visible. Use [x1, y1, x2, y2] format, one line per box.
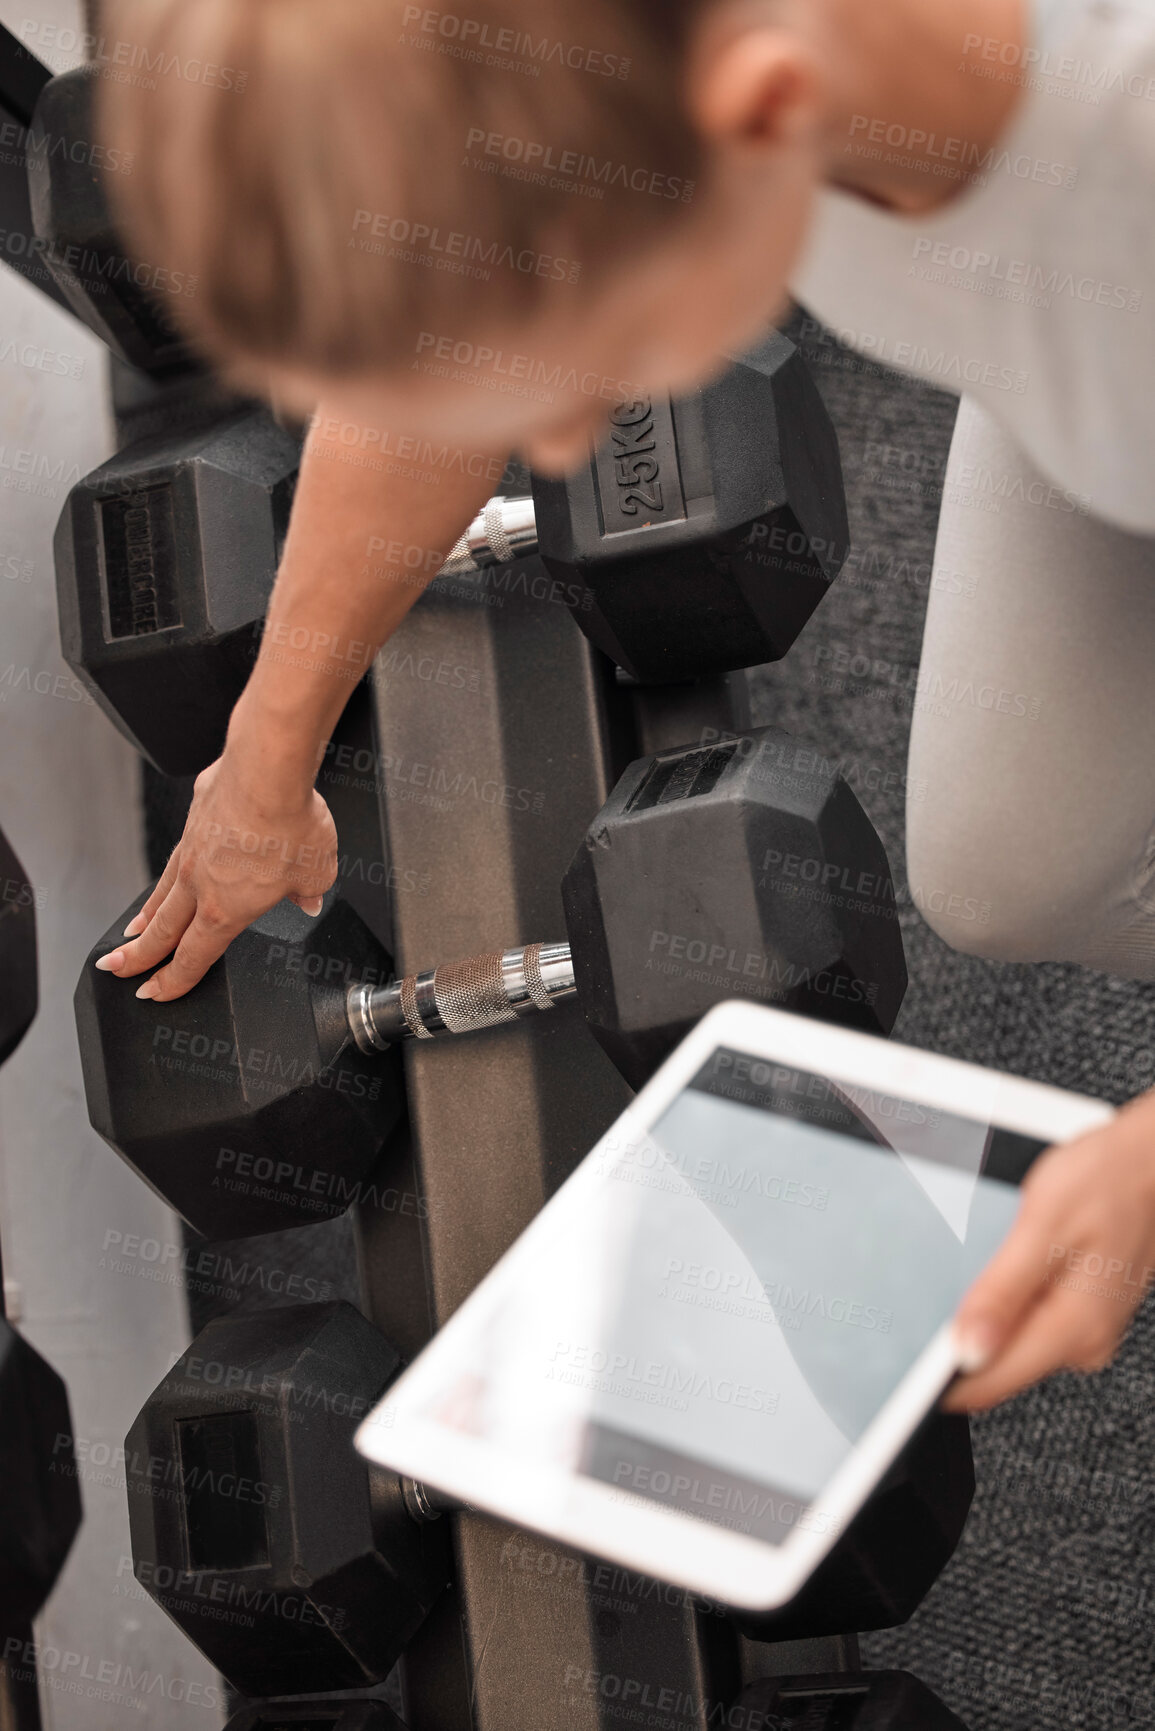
[346, 553, 859, 1727]
[94, 337, 870, 1722]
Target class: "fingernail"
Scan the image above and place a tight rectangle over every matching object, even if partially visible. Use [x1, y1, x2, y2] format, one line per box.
[135, 980, 161, 1002]
[123, 914, 147, 938]
[95, 949, 126, 973]
[955, 1320, 1000, 1374]
[302, 898, 324, 917]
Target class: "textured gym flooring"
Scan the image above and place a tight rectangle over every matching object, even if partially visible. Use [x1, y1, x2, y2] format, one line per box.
[771, 313, 1155, 1731]
[153, 316, 1155, 1729]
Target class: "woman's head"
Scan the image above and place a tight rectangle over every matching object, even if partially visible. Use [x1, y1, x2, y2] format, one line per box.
[102, 0, 828, 468]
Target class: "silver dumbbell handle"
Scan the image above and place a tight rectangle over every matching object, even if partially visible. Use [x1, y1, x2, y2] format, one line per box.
[347, 942, 576, 1053]
[439, 495, 539, 577]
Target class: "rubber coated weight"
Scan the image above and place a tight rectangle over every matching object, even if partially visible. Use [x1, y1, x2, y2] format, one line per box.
[55, 405, 299, 776]
[733, 1669, 970, 1728]
[74, 891, 402, 1238]
[0, 826, 37, 1066]
[532, 333, 848, 685]
[562, 726, 907, 1089]
[0, 1318, 82, 1626]
[27, 66, 199, 374]
[126, 1303, 449, 1697]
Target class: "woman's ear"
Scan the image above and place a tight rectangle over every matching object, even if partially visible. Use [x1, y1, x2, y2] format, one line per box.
[689, 23, 823, 153]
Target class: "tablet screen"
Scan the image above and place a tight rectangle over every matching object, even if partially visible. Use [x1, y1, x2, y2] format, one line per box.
[421, 1046, 1037, 1546]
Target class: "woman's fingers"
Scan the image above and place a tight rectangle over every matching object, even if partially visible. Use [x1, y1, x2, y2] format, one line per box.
[946, 1129, 1147, 1410]
[135, 905, 249, 1002]
[951, 1186, 1055, 1372]
[95, 882, 198, 980]
[946, 1280, 1129, 1412]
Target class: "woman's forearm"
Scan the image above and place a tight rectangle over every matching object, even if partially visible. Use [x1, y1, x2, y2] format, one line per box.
[226, 403, 502, 804]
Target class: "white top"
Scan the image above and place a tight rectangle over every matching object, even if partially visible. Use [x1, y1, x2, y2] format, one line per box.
[792, 0, 1155, 533]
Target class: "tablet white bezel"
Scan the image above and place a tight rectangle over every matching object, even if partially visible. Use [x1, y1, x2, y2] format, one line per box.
[357, 1001, 1113, 1612]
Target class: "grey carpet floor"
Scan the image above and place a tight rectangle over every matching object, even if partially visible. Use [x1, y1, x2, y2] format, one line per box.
[756, 310, 1155, 1730]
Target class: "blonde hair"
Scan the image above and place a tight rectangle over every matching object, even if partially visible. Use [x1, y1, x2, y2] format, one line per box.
[100, 0, 708, 384]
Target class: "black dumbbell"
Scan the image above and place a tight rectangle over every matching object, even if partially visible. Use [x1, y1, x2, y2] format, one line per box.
[533, 329, 848, 685]
[733, 1669, 969, 1728]
[126, 1301, 450, 1698]
[76, 728, 905, 1238]
[27, 65, 200, 376]
[55, 404, 300, 777]
[225, 1707, 405, 1731]
[56, 339, 845, 778]
[0, 827, 37, 1067]
[431, 333, 849, 688]
[0, 1304, 83, 1628]
[352, 728, 907, 1085]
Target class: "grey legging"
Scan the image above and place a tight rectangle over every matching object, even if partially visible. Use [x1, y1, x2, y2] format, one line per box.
[907, 397, 1155, 978]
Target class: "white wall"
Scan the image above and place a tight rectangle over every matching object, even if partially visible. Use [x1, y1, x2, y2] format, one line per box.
[0, 2, 223, 1723]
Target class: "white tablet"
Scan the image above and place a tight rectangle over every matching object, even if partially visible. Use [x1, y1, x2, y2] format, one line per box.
[356, 1001, 1112, 1612]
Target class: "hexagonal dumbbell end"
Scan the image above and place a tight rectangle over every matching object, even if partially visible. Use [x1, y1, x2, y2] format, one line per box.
[0, 826, 38, 1067]
[0, 1319, 83, 1626]
[225, 1704, 406, 1730]
[532, 334, 848, 684]
[75, 891, 403, 1239]
[733, 1412, 973, 1641]
[126, 1302, 450, 1698]
[562, 728, 907, 1089]
[27, 66, 199, 374]
[55, 406, 300, 777]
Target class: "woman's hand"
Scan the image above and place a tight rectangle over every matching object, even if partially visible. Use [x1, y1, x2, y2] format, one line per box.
[946, 1091, 1155, 1412]
[94, 747, 338, 1002]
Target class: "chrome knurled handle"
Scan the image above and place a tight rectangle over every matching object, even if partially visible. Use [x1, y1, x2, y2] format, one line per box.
[438, 495, 538, 577]
[347, 943, 576, 1052]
